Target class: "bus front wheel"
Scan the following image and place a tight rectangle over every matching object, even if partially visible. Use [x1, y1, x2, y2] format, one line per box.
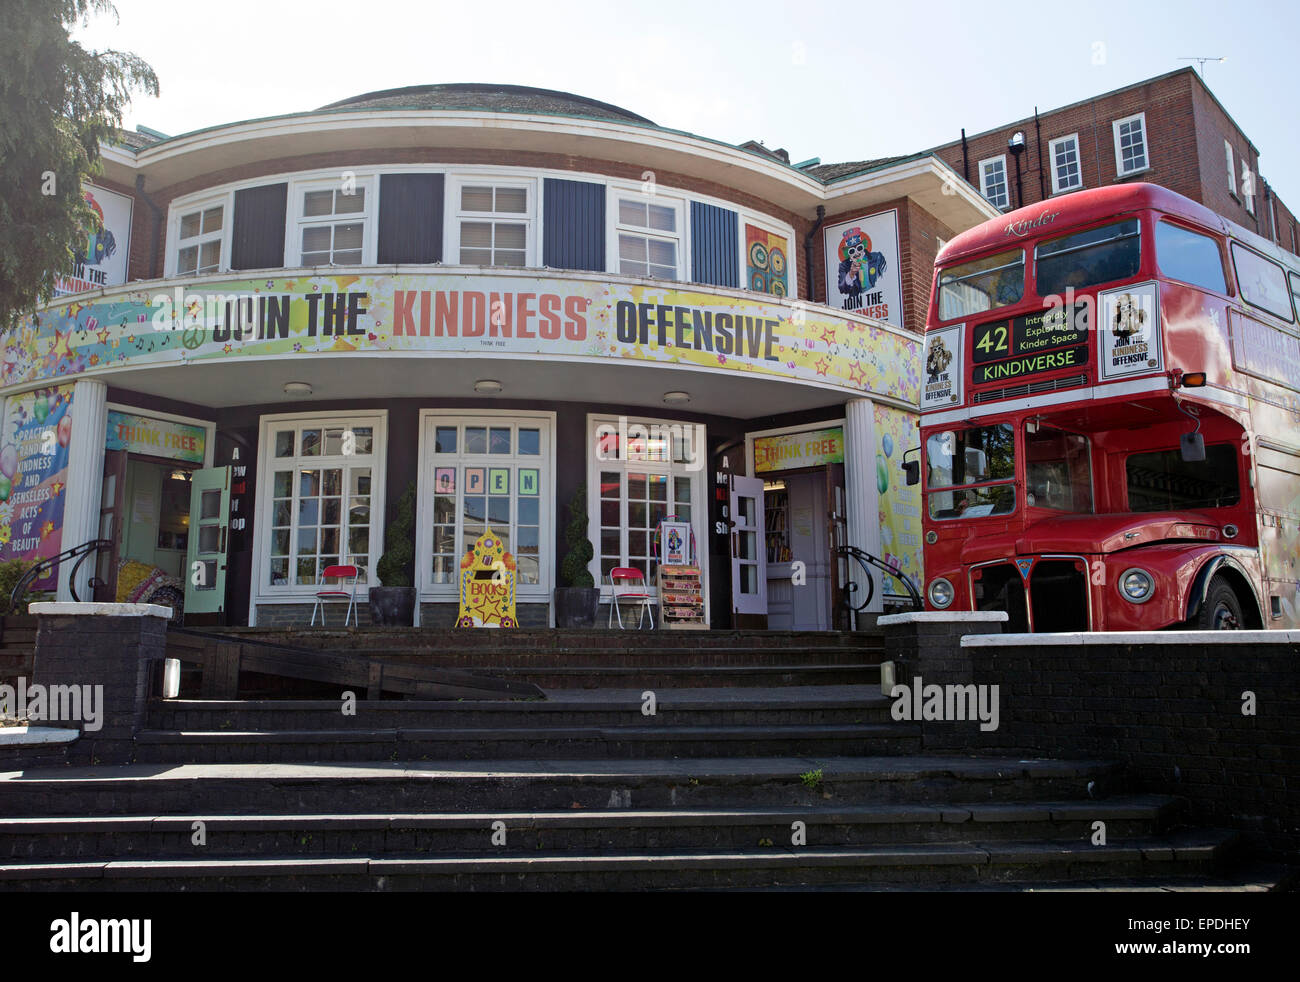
[1193, 578, 1244, 630]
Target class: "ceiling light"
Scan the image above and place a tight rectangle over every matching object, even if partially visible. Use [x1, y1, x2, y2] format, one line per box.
[474, 379, 503, 393]
[283, 382, 313, 396]
[662, 391, 691, 404]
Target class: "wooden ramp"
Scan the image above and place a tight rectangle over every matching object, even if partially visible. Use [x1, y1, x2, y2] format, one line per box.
[165, 628, 545, 701]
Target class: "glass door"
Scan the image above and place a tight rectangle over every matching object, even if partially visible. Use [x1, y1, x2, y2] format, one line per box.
[184, 466, 230, 615]
[730, 474, 766, 617]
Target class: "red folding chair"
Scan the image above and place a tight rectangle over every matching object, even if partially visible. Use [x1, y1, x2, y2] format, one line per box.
[608, 566, 654, 629]
[311, 564, 361, 627]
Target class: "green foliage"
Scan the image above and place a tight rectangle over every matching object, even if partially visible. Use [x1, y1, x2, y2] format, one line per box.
[375, 482, 416, 587]
[799, 768, 824, 791]
[558, 484, 595, 588]
[0, 558, 47, 614]
[0, 1, 159, 330]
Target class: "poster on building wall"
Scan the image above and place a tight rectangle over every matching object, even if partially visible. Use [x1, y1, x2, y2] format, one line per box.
[873, 404, 922, 601]
[0, 385, 75, 590]
[53, 185, 133, 297]
[822, 210, 903, 328]
[7, 270, 922, 408]
[105, 410, 206, 463]
[745, 224, 789, 297]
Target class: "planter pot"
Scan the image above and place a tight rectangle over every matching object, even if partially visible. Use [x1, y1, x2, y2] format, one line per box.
[554, 587, 600, 628]
[368, 586, 416, 626]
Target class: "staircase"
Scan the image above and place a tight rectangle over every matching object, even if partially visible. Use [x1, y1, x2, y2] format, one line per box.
[0, 629, 1276, 891]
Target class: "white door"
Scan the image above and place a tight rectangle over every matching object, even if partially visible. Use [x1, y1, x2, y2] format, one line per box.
[787, 472, 831, 630]
[730, 475, 766, 617]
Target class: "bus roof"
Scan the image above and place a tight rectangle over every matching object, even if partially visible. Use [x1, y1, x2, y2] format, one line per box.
[935, 183, 1296, 271]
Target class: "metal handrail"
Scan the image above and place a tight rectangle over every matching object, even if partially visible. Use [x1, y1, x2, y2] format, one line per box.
[4, 538, 113, 615]
[835, 544, 923, 630]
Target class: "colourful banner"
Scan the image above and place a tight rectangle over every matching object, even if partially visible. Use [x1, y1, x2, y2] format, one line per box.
[754, 427, 844, 474]
[823, 210, 904, 328]
[5, 271, 920, 406]
[0, 385, 75, 589]
[873, 404, 922, 599]
[745, 224, 789, 297]
[54, 184, 133, 297]
[105, 410, 205, 464]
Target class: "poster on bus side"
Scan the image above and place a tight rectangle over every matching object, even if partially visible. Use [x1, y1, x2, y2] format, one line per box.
[822, 210, 903, 329]
[1099, 282, 1162, 379]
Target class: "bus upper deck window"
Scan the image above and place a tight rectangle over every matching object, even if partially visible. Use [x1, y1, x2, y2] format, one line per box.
[1155, 220, 1227, 294]
[937, 249, 1025, 321]
[1035, 219, 1141, 297]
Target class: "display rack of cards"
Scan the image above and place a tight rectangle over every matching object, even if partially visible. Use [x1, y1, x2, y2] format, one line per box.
[657, 565, 707, 630]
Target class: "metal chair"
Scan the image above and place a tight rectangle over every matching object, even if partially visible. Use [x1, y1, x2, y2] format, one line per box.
[311, 564, 361, 627]
[608, 566, 654, 629]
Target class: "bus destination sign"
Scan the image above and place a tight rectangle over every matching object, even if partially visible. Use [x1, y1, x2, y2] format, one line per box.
[972, 343, 1089, 384]
[971, 302, 1088, 364]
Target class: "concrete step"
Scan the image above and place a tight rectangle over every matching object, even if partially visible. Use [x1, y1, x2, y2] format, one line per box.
[147, 687, 895, 730]
[0, 797, 1183, 861]
[130, 723, 923, 763]
[0, 830, 1238, 891]
[0, 756, 1127, 817]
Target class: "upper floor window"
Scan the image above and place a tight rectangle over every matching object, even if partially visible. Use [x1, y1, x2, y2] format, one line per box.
[1049, 135, 1083, 194]
[615, 194, 682, 280]
[176, 203, 224, 275]
[1113, 113, 1149, 176]
[455, 181, 532, 266]
[298, 185, 367, 266]
[1243, 161, 1255, 215]
[1225, 142, 1237, 195]
[978, 156, 1010, 210]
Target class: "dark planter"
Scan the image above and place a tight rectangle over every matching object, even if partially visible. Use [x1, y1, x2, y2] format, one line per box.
[554, 587, 600, 628]
[368, 586, 416, 626]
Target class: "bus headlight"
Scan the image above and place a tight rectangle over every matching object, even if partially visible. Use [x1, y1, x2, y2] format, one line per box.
[928, 577, 955, 609]
[1120, 568, 1154, 603]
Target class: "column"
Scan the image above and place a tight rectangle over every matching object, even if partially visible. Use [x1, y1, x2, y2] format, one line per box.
[842, 398, 882, 611]
[58, 378, 108, 601]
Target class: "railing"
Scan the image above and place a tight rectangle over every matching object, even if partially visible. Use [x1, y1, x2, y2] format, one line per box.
[4, 538, 114, 615]
[835, 544, 923, 630]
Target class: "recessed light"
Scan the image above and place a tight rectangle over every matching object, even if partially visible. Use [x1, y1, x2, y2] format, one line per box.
[283, 382, 313, 396]
[474, 379, 503, 393]
[662, 391, 691, 404]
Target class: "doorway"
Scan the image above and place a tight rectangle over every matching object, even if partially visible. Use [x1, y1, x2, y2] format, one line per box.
[763, 469, 834, 630]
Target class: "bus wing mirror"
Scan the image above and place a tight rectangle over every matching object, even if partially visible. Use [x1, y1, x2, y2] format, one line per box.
[1180, 432, 1206, 462]
[901, 447, 920, 486]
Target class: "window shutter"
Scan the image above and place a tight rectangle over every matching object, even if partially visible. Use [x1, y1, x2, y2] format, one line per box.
[690, 201, 739, 287]
[230, 183, 288, 271]
[378, 173, 444, 264]
[542, 178, 604, 271]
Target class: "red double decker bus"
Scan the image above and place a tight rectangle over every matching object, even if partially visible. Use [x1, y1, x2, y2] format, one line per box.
[915, 183, 1300, 631]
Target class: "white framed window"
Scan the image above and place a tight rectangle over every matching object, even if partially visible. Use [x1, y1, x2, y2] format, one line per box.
[1243, 161, 1255, 215]
[172, 198, 227, 276]
[1225, 142, 1237, 196]
[451, 177, 534, 267]
[609, 187, 686, 280]
[296, 182, 370, 266]
[1049, 134, 1083, 194]
[738, 215, 798, 298]
[587, 415, 706, 604]
[978, 156, 1010, 210]
[253, 412, 387, 598]
[416, 411, 554, 600]
[1112, 113, 1149, 176]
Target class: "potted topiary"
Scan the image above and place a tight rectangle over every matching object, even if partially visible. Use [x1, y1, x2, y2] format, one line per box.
[554, 484, 600, 628]
[370, 481, 417, 626]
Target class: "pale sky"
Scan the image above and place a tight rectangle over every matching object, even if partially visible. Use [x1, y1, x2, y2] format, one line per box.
[73, 0, 1300, 207]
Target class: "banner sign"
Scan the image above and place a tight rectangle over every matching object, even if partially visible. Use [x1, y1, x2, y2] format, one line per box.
[753, 427, 844, 474]
[0, 385, 75, 589]
[457, 529, 517, 628]
[822, 210, 904, 328]
[874, 404, 922, 599]
[105, 411, 206, 464]
[7, 271, 920, 406]
[54, 185, 133, 297]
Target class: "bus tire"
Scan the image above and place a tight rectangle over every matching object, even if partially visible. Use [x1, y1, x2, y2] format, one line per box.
[1192, 577, 1244, 630]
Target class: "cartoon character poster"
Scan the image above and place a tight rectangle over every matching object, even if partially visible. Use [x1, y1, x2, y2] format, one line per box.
[54, 184, 133, 297]
[0, 385, 75, 590]
[873, 404, 922, 601]
[746, 225, 789, 297]
[822, 210, 903, 329]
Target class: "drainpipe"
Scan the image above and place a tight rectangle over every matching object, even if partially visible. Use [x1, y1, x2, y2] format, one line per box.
[960, 129, 969, 181]
[135, 175, 165, 278]
[804, 205, 826, 302]
[1034, 109, 1046, 200]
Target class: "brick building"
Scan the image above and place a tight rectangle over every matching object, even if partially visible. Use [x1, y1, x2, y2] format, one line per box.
[927, 67, 1299, 258]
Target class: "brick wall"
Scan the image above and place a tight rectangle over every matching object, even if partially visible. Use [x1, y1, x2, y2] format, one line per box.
[884, 615, 1300, 857]
[1188, 80, 1263, 233]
